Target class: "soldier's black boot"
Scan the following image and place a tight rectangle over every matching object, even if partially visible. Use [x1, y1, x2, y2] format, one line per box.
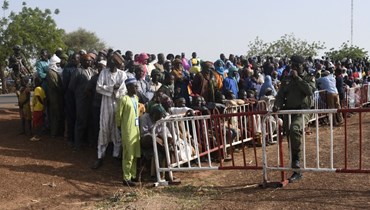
[288, 172, 302, 183]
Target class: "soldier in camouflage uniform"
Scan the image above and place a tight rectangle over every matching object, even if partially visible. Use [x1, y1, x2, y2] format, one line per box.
[273, 55, 316, 183]
[8, 45, 32, 91]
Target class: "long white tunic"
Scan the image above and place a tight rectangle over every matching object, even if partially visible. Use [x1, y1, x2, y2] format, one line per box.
[96, 68, 127, 146]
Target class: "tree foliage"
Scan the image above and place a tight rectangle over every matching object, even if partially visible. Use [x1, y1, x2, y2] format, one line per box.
[0, 0, 10, 63]
[63, 28, 106, 53]
[246, 33, 326, 58]
[0, 0, 11, 93]
[1, 0, 8, 10]
[3, 4, 65, 60]
[324, 42, 368, 62]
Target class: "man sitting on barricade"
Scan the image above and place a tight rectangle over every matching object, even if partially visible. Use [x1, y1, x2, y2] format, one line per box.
[159, 95, 195, 154]
[139, 104, 181, 184]
[169, 97, 193, 115]
[223, 92, 245, 144]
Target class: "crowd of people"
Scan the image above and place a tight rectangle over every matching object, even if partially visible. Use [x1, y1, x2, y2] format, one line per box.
[9, 45, 370, 185]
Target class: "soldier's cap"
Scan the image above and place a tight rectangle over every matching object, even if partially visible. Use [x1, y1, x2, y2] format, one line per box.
[13, 45, 21, 50]
[290, 55, 305, 64]
[308, 68, 316, 76]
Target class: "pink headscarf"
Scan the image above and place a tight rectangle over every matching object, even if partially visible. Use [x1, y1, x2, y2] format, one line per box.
[137, 53, 149, 79]
[137, 53, 149, 64]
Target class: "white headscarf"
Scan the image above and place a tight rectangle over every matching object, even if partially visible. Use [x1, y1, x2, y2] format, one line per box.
[49, 54, 61, 71]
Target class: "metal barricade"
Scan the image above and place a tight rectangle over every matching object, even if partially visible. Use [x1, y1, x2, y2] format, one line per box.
[309, 90, 328, 123]
[261, 108, 370, 187]
[223, 103, 254, 156]
[151, 110, 269, 185]
[360, 83, 370, 107]
[222, 100, 279, 150]
[344, 86, 363, 108]
[151, 106, 370, 187]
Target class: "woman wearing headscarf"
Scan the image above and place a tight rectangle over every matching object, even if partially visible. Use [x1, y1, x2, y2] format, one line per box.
[258, 75, 277, 100]
[212, 59, 226, 91]
[171, 59, 190, 106]
[192, 61, 217, 103]
[222, 66, 239, 98]
[136, 53, 149, 80]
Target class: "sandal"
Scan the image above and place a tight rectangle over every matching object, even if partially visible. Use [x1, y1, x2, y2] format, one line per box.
[30, 137, 41, 141]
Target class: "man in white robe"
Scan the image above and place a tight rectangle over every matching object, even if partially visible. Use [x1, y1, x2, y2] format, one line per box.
[92, 51, 127, 169]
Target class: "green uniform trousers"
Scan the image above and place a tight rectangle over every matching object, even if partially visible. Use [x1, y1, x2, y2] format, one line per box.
[285, 114, 309, 166]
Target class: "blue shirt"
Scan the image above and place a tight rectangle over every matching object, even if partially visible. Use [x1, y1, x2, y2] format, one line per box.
[36, 60, 49, 79]
[276, 65, 286, 78]
[317, 74, 338, 94]
[222, 77, 238, 97]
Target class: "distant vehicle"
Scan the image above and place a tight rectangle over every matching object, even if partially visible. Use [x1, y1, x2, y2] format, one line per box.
[0, 78, 16, 93]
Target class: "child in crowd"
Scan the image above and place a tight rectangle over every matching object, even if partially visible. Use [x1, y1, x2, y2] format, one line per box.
[30, 77, 46, 141]
[18, 77, 32, 135]
[116, 77, 141, 187]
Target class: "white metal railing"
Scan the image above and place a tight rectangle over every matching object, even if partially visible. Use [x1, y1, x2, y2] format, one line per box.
[151, 115, 219, 185]
[261, 109, 338, 184]
[308, 90, 328, 123]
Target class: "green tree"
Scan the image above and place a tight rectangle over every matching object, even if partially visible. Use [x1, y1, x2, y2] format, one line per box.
[3, 2, 65, 61]
[0, 0, 11, 93]
[325, 42, 368, 61]
[247, 33, 325, 58]
[246, 36, 269, 58]
[63, 28, 106, 53]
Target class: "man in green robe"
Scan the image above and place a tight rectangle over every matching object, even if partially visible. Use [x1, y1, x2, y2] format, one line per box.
[116, 77, 141, 187]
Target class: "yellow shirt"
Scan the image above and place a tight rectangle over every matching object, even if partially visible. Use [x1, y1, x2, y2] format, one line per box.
[32, 86, 46, 112]
[189, 66, 201, 75]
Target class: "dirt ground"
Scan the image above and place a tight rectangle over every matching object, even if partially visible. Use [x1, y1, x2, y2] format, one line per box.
[0, 107, 370, 210]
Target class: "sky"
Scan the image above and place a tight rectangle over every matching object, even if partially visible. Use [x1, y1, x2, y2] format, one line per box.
[7, 0, 370, 61]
